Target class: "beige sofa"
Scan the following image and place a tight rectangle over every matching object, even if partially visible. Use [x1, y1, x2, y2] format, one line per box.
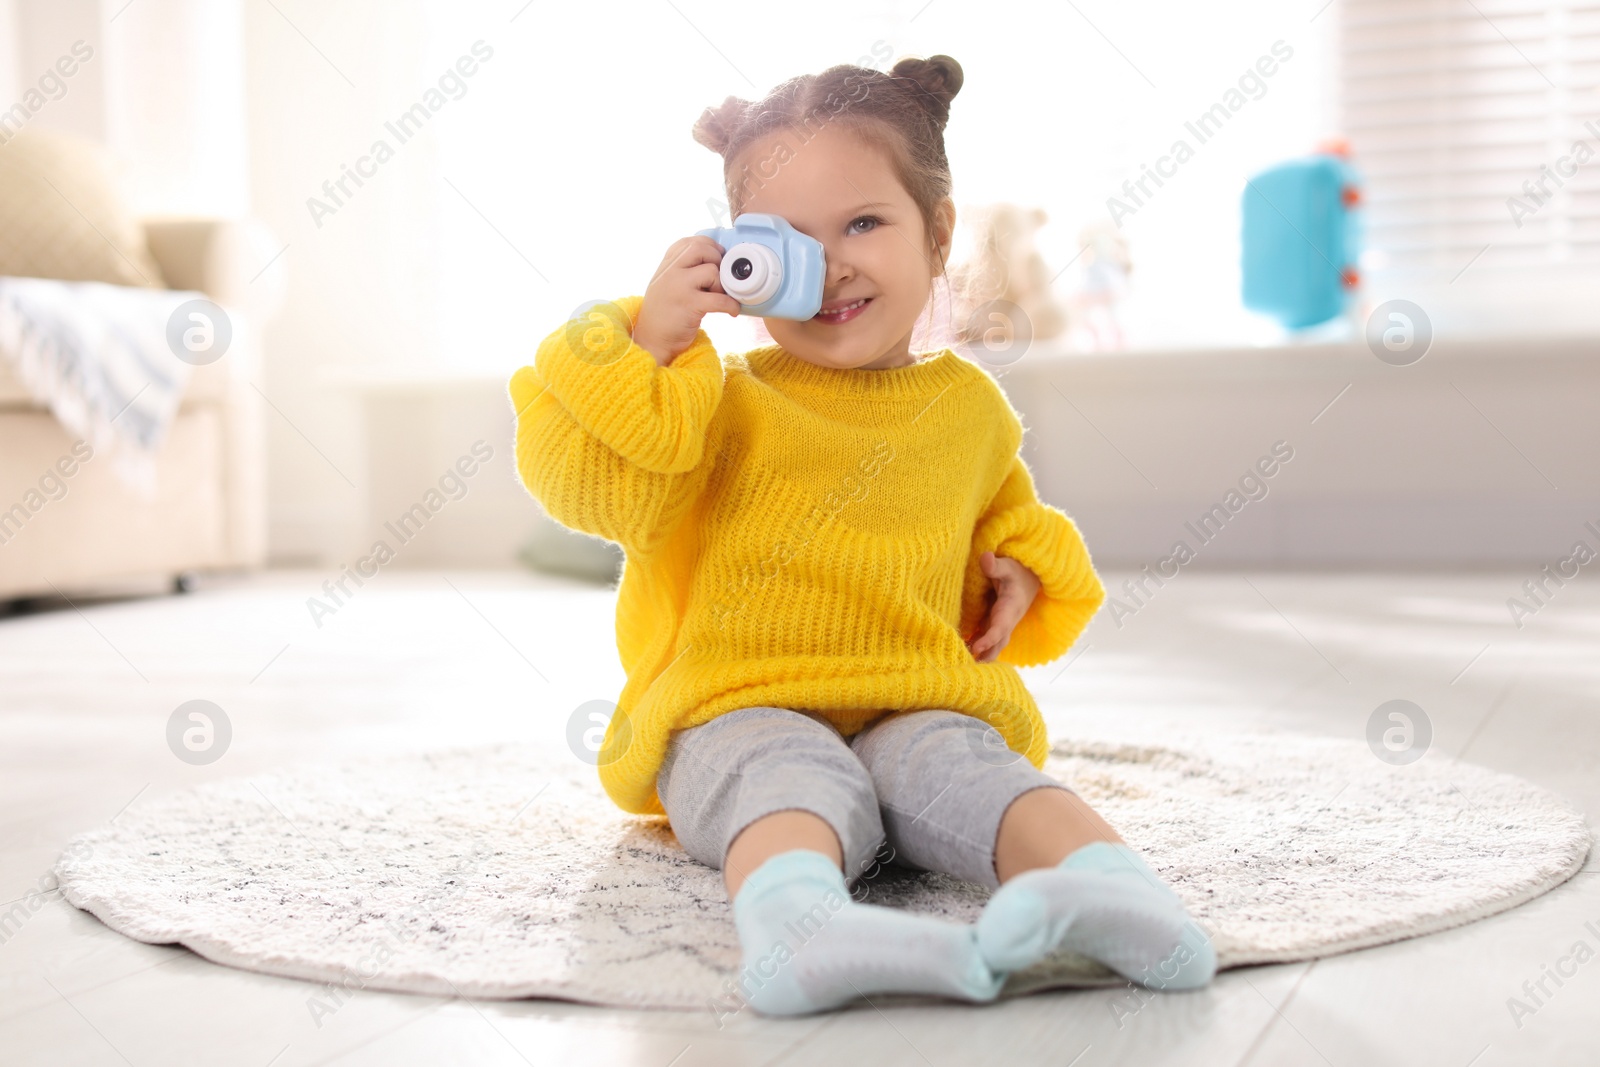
[0, 218, 272, 603]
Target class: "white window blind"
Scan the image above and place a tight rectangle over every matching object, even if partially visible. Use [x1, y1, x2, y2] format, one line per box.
[1341, 0, 1600, 278]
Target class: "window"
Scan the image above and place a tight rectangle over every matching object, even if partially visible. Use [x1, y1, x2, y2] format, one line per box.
[1342, 0, 1600, 331]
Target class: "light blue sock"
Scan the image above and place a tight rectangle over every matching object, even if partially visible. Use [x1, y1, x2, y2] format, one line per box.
[976, 841, 1217, 990]
[729, 848, 1005, 1015]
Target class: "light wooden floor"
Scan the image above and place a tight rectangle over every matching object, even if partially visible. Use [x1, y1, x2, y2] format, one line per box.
[1, 568, 1595, 1066]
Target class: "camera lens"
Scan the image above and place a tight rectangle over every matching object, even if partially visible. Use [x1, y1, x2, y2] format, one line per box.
[721, 242, 782, 306]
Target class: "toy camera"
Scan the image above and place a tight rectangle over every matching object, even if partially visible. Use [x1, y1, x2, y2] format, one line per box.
[1241, 142, 1361, 330]
[694, 213, 826, 320]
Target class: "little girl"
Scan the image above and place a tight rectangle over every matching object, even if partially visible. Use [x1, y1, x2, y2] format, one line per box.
[509, 53, 1215, 1016]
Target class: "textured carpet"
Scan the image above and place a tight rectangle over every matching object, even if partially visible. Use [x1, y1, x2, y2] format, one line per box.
[54, 732, 1592, 1012]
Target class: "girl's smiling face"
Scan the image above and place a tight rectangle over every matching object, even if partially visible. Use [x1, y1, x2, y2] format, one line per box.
[731, 123, 955, 371]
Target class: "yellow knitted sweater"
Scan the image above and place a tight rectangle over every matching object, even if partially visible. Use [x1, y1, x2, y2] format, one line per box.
[509, 295, 1106, 816]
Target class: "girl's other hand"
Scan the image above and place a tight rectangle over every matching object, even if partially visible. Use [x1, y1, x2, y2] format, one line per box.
[632, 236, 743, 366]
[967, 552, 1042, 663]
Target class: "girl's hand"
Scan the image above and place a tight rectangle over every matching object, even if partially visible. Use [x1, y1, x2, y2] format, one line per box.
[967, 551, 1042, 663]
[632, 236, 742, 366]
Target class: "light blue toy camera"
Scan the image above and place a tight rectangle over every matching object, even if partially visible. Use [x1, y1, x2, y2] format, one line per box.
[694, 213, 825, 320]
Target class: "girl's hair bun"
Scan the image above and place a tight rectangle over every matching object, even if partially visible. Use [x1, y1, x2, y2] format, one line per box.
[890, 54, 963, 129]
[692, 94, 751, 155]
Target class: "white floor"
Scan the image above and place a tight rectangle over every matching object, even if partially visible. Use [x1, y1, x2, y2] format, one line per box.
[1, 567, 1596, 1066]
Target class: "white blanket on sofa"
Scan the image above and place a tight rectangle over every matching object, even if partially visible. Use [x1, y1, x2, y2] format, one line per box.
[0, 276, 201, 494]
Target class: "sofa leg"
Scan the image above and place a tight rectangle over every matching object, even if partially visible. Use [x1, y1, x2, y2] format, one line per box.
[173, 572, 199, 595]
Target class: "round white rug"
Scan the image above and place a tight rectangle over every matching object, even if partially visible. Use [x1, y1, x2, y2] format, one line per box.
[54, 733, 1592, 1011]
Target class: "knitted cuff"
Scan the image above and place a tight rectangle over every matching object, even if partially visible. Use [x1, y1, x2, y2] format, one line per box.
[527, 295, 724, 474]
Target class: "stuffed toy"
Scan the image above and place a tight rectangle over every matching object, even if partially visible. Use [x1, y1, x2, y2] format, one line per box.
[947, 203, 1069, 347]
[1067, 219, 1133, 351]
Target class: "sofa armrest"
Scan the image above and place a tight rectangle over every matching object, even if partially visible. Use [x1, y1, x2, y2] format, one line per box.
[142, 217, 285, 324]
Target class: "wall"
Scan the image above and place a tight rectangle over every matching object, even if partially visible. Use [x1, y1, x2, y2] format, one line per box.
[1000, 335, 1600, 569]
[0, 0, 246, 214]
[242, 0, 443, 564]
[0, 0, 106, 143]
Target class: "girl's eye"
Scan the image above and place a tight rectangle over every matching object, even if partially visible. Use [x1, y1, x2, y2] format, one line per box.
[848, 215, 882, 235]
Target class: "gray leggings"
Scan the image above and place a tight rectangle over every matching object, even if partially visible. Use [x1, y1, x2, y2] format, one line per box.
[656, 706, 1072, 896]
